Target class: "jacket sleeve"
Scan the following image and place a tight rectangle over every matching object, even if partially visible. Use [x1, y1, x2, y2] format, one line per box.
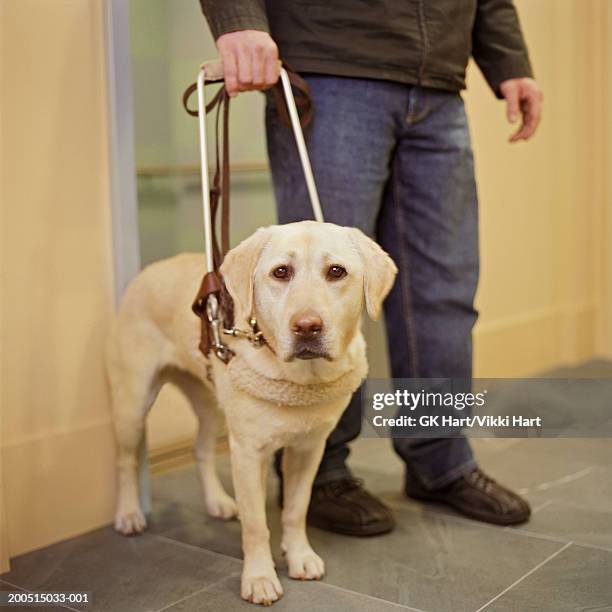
[472, 0, 534, 98]
[199, 0, 269, 40]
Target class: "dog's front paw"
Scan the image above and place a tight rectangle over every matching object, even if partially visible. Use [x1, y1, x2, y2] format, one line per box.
[114, 507, 147, 535]
[286, 549, 325, 581]
[206, 493, 238, 520]
[241, 572, 283, 606]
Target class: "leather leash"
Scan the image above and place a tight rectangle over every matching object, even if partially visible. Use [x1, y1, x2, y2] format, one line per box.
[182, 64, 314, 362]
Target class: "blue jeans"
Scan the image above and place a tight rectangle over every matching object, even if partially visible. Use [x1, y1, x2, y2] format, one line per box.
[266, 75, 478, 490]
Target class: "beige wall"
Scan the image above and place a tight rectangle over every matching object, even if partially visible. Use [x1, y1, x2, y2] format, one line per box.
[0, 0, 8, 573]
[604, 1, 612, 357]
[467, 0, 611, 376]
[1, 0, 116, 559]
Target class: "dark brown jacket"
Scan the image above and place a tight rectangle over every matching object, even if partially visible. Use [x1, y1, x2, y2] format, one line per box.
[200, 0, 533, 97]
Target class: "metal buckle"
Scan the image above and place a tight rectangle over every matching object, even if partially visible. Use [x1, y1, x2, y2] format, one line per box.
[222, 316, 265, 348]
[247, 317, 265, 347]
[205, 294, 233, 363]
[205, 294, 266, 364]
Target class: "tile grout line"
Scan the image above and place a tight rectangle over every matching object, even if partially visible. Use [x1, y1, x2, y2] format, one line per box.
[548, 498, 612, 515]
[472, 541, 573, 612]
[530, 499, 553, 514]
[155, 575, 423, 612]
[0, 578, 81, 612]
[505, 527, 612, 554]
[152, 534, 422, 611]
[152, 533, 243, 565]
[312, 581, 425, 612]
[151, 573, 241, 612]
[385, 496, 612, 553]
[386, 498, 558, 539]
[517, 466, 596, 496]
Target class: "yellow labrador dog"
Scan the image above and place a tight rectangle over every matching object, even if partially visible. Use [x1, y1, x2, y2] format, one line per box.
[106, 221, 396, 605]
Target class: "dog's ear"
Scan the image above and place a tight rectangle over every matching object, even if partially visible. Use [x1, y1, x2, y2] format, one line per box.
[220, 227, 270, 320]
[348, 228, 398, 321]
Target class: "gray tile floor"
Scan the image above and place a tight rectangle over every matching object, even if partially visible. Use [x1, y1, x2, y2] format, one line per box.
[3, 361, 612, 611]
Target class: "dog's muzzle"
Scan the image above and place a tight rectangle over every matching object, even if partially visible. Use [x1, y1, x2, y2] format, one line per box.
[291, 338, 331, 361]
[288, 313, 331, 360]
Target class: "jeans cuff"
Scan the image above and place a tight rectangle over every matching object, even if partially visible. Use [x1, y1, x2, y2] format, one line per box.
[313, 466, 354, 486]
[409, 457, 478, 491]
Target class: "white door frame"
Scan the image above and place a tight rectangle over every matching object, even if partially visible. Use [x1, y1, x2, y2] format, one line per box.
[605, 1, 612, 357]
[104, 0, 140, 300]
[103, 0, 150, 513]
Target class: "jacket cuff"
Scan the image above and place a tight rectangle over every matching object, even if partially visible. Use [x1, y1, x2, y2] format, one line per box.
[479, 55, 534, 99]
[205, 10, 269, 40]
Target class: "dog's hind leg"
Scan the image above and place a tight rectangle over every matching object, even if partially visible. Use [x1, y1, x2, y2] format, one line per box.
[111, 375, 161, 535]
[107, 329, 163, 535]
[172, 370, 238, 520]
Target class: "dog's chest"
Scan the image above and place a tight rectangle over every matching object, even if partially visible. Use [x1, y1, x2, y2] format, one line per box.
[222, 388, 347, 450]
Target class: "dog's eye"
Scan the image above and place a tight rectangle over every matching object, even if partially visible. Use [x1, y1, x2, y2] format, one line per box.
[327, 265, 347, 280]
[271, 265, 292, 280]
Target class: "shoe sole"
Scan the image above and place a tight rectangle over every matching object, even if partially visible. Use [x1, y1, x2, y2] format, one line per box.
[307, 515, 396, 537]
[405, 491, 530, 526]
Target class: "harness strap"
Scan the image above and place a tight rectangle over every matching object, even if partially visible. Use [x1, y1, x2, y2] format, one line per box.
[271, 64, 313, 131]
[185, 85, 233, 357]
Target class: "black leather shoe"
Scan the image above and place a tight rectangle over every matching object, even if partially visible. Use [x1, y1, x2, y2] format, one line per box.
[306, 478, 395, 536]
[405, 468, 531, 526]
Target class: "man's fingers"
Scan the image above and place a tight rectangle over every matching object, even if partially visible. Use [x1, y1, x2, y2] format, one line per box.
[501, 81, 520, 124]
[251, 47, 279, 90]
[216, 31, 279, 95]
[499, 78, 543, 143]
[263, 51, 280, 88]
[510, 115, 537, 142]
[509, 115, 531, 142]
[251, 45, 266, 87]
[236, 48, 253, 92]
[222, 52, 239, 97]
[509, 124, 527, 142]
[527, 90, 543, 134]
[507, 91, 520, 124]
[509, 91, 542, 142]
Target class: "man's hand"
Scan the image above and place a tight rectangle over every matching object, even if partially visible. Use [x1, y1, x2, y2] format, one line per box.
[216, 30, 279, 97]
[499, 77, 543, 143]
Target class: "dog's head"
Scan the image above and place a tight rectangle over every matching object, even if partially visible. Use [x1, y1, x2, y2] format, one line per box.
[220, 221, 397, 362]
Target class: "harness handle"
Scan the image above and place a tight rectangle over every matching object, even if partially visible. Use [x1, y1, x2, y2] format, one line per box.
[183, 60, 323, 273]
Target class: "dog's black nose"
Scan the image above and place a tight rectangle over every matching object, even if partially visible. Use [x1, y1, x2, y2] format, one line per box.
[291, 313, 323, 339]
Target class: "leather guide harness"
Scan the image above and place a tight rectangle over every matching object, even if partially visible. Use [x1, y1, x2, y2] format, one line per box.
[183, 61, 320, 364]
